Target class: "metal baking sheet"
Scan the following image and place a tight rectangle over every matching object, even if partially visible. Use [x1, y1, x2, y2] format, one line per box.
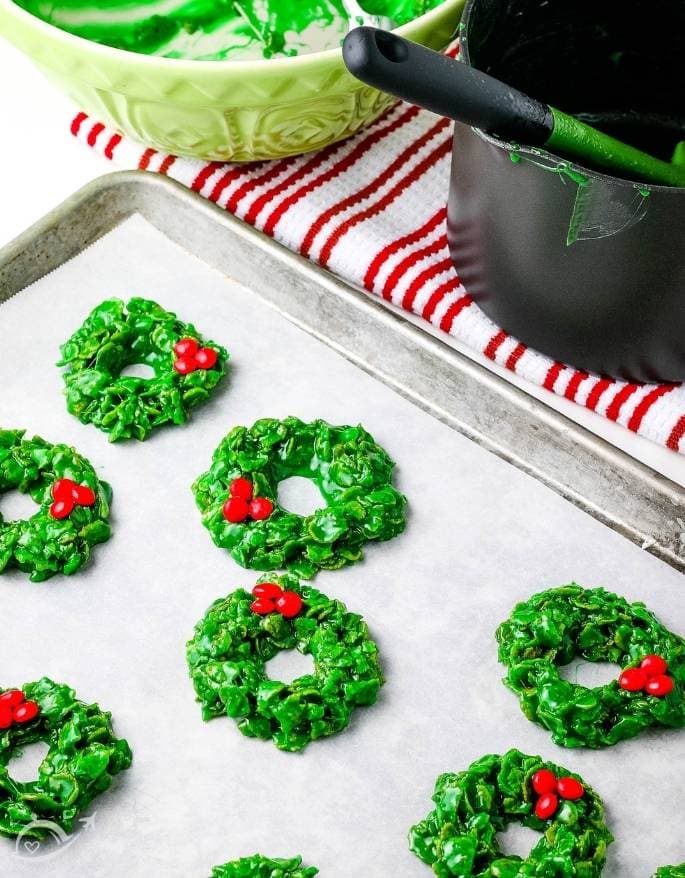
[0, 174, 682, 878]
[1, 173, 682, 573]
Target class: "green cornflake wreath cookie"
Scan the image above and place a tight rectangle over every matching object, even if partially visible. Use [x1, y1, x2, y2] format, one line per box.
[0, 678, 132, 839]
[186, 573, 384, 751]
[496, 584, 685, 748]
[192, 416, 407, 578]
[0, 430, 112, 582]
[654, 868, 685, 878]
[58, 297, 228, 442]
[409, 748, 612, 878]
[210, 855, 318, 877]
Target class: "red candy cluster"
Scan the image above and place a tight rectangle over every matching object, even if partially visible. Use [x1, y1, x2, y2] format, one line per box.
[249, 582, 303, 619]
[618, 654, 674, 698]
[173, 338, 218, 375]
[0, 690, 40, 730]
[49, 478, 96, 520]
[223, 478, 274, 524]
[531, 769, 584, 820]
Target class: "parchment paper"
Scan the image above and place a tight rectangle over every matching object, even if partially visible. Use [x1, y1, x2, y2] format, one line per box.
[0, 214, 682, 877]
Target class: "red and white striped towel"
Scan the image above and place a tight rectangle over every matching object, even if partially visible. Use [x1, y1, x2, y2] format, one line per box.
[70, 98, 685, 455]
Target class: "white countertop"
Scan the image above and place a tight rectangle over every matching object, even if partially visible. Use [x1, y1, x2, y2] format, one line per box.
[1, 39, 684, 488]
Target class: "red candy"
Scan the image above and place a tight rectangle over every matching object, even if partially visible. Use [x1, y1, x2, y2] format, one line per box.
[252, 582, 282, 600]
[619, 667, 649, 692]
[249, 497, 274, 521]
[230, 478, 253, 502]
[619, 654, 673, 698]
[72, 484, 96, 507]
[195, 348, 218, 369]
[13, 701, 40, 724]
[0, 691, 40, 729]
[173, 338, 217, 373]
[532, 769, 557, 795]
[52, 479, 75, 502]
[50, 499, 74, 520]
[223, 479, 273, 524]
[531, 769, 584, 820]
[535, 793, 559, 820]
[646, 675, 674, 697]
[250, 597, 276, 616]
[0, 707, 13, 730]
[173, 356, 198, 375]
[49, 479, 97, 519]
[0, 691, 41, 728]
[223, 497, 249, 523]
[557, 777, 584, 801]
[640, 655, 668, 678]
[275, 591, 303, 619]
[173, 338, 199, 357]
[249, 583, 303, 619]
[0, 690, 25, 709]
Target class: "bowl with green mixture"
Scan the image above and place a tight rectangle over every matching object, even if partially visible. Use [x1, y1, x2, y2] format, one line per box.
[0, 0, 464, 160]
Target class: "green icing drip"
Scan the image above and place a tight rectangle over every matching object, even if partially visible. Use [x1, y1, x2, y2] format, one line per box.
[58, 297, 228, 443]
[192, 416, 407, 579]
[13, 0, 444, 60]
[211, 856, 318, 877]
[554, 162, 590, 186]
[187, 573, 384, 752]
[0, 430, 112, 582]
[497, 584, 685, 749]
[0, 678, 132, 838]
[505, 148, 589, 185]
[408, 749, 613, 878]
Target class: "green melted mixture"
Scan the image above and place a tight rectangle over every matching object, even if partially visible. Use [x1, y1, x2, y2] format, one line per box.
[15, 0, 443, 60]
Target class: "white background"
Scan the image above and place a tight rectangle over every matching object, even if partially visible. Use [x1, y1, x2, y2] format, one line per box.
[0, 38, 684, 489]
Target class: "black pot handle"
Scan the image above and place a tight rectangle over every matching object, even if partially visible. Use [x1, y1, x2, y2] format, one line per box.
[342, 26, 553, 145]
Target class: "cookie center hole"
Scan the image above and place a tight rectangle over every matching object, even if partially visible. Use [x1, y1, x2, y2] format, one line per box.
[497, 823, 540, 859]
[277, 476, 325, 516]
[9, 741, 50, 784]
[119, 363, 156, 380]
[266, 649, 314, 684]
[559, 658, 621, 688]
[0, 490, 39, 522]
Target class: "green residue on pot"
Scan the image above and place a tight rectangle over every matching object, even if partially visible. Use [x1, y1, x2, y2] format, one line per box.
[554, 162, 589, 186]
[14, 0, 444, 60]
[566, 178, 651, 246]
[507, 149, 589, 186]
[505, 147, 651, 246]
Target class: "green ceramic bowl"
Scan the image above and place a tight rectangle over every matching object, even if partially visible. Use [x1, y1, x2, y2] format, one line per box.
[0, 0, 464, 161]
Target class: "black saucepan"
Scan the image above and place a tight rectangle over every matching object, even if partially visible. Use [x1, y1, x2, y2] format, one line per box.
[344, 0, 685, 383]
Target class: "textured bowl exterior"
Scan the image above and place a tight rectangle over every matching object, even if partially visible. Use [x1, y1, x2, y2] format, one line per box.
[0, 0, 464, 160]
